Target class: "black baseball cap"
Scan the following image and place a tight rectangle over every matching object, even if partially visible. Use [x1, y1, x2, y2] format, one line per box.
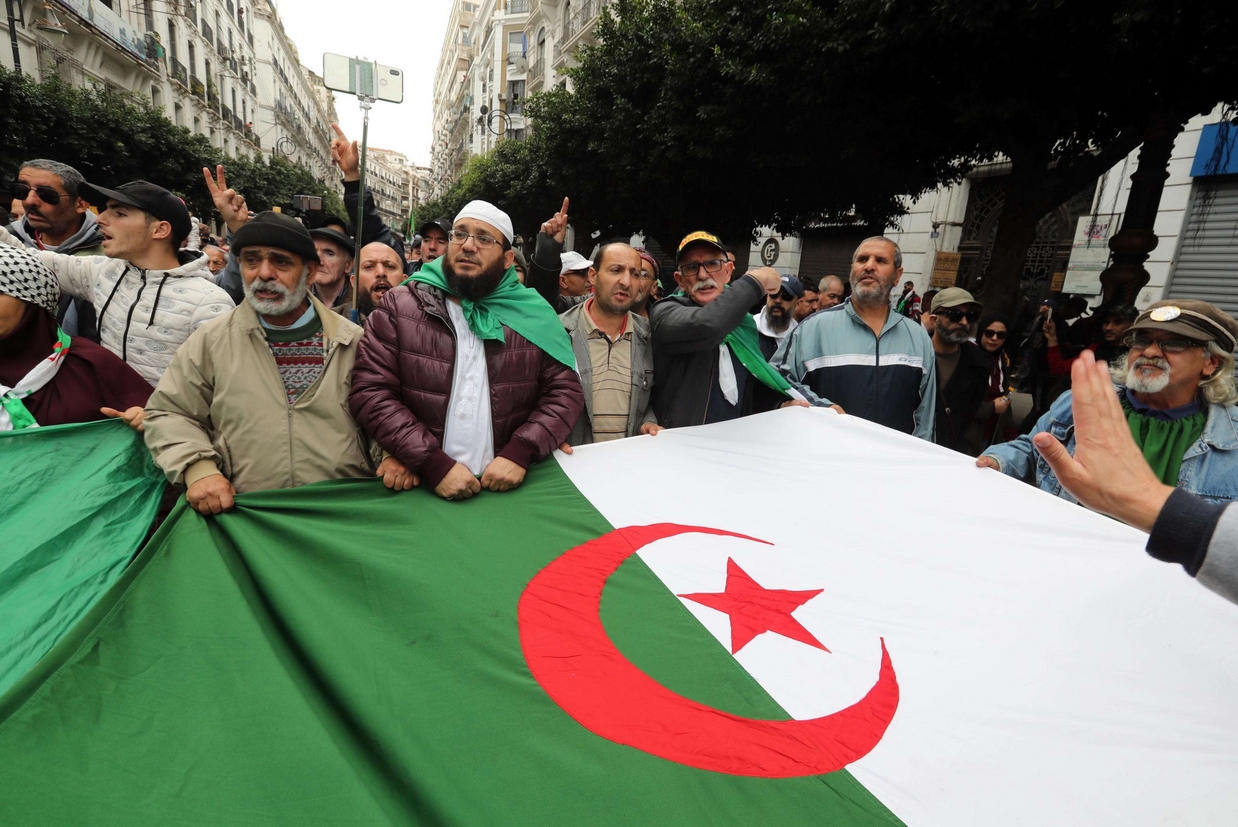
[78, 180, 192, 243]
[676, 230, 727, 261]
[309, 226, 354, 252]
[421, 218, 452, 238]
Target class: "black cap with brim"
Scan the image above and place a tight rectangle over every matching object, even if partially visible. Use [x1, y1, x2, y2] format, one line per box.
[422, 218, 452, 238]
[676, 231, 726, 261]
[309, 227, 355, 253]
[231, 211, 320, 264]
[79, 180, 192, 243]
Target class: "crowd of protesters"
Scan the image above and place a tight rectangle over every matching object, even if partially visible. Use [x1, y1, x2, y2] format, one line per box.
[3, 136, 1238, 603]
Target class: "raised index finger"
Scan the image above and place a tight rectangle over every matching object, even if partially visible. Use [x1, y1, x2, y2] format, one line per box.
[332, 123, 347, 141]
[561, 197, 569, 216]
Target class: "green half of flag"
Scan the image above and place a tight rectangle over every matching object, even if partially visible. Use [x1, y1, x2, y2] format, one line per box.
[0, 419, 164, 697]
[0, 463, 900, 825]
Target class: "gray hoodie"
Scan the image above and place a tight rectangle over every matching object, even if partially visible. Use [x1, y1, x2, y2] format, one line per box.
[7, 211, 105, 256]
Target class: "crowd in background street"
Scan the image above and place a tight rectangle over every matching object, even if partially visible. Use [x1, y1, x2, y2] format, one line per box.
[3, 134, 1238, 606]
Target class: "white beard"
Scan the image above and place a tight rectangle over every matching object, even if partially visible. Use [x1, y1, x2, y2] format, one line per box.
[246, 273, 310, 317]
[1125, 356, 1171, 394]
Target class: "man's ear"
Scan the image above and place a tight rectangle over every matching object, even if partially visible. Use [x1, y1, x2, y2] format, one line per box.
[504, 248, 516, 270]
[673, 271, 687, 294]
[588, 267, 597, 287]
[73, 197, 89, 216]
[1203, 350, 1222, 378]
[150, 220, 173, 242]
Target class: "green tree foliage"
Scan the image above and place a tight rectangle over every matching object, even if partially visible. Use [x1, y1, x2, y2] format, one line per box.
[0, 67, 343, 226]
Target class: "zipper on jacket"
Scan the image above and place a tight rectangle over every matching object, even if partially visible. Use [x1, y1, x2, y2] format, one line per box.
[119, 269, 149, 362]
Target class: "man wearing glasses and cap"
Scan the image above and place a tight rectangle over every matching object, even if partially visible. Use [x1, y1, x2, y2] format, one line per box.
[650, 230, 808, 429]
[929, 288, 994, 455]
[979, 299, 1238, 504]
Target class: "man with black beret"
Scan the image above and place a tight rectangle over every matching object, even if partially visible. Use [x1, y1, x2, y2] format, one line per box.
[980, 298, 1238, 505]
[144, 211, 415, 516]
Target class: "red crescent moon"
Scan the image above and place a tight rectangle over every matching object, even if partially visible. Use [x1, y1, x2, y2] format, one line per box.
[518, 523, 899, 777]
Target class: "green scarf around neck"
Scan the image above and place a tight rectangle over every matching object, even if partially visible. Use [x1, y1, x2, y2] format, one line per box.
[669, 285, 794, 398]
[726, 314, 794, 398]
[404, 258, 576, 370]
[1121, 400, 1206, 486]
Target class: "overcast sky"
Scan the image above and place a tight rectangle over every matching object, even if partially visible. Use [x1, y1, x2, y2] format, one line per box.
[276, 0, 450, 167]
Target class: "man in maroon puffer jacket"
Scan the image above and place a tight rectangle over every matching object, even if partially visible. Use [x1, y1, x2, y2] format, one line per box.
[349, 200, 584, 501]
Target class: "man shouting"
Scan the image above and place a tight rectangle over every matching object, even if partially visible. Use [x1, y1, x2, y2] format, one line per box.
[349, 201, 584, 500]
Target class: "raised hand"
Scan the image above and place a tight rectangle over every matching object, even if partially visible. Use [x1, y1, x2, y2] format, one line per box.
[331, 123, 361, 182]
[202, 165, 250, 234]
[540, 197, 570, 244]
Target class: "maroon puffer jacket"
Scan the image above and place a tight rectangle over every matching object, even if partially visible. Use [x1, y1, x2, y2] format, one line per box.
[349, 281, 584, 488]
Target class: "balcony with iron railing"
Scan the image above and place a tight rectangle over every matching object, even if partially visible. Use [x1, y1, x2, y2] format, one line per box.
[222, 104, 233, 124]
[216, 40, 228, 59]
[529, 58, 543, 83]
[560, 0, 605, 55]
[202, 20, 214, 45]
[186, 0, 197, 26]
[507, 0, 530, 13]
[171, 57, 188, 88]
[190, 75, 205, 101]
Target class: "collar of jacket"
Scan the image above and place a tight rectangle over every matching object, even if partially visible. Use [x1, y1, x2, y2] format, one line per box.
[842, 297, 906, 337]
[560, 301, 649, 342]
[235, 293, 356, 348]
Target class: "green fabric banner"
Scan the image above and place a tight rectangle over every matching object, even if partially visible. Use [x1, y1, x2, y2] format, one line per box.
[0, 465, 897, 825]
[0, 419, 164, 697]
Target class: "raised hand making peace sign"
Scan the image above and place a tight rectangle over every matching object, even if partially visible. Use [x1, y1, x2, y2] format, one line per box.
[540, 197, 570, 244]
[202, 165, 250, 234]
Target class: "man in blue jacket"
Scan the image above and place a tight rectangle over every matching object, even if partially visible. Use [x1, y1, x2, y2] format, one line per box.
[776, 236, 936, 440]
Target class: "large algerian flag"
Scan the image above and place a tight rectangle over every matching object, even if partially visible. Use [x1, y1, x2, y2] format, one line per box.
[0, 419, 164, 697]
[1, 409, 1235, 823]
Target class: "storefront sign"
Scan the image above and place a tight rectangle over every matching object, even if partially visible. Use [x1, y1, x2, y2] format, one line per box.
[930, 251, 960, 288]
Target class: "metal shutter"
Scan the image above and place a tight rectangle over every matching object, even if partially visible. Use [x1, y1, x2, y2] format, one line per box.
[799, 228, 872, 288]
[1165, 180, 1238, 317]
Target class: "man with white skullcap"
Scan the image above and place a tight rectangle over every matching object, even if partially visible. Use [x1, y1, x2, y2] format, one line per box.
[0, 245, 150, 431]
[350, 200, 584, 501]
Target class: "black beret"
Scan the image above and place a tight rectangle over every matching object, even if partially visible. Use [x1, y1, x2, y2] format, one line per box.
[231, 212, 320, 264]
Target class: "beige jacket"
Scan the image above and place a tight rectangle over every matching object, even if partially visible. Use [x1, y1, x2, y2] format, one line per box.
[144, 295, 376, 494]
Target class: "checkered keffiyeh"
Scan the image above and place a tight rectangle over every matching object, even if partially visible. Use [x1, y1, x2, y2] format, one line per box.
[0, 245, 60, 316]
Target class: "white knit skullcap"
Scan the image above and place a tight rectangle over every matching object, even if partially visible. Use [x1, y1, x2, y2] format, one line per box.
[454, 200, 514, 244]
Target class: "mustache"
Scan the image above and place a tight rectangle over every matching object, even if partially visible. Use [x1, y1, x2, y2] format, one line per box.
[691, 278, 719, 294]
[1133, 356, 1170, 372]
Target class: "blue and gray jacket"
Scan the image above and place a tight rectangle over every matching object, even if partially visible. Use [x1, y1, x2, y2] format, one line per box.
[775, 300, 937, 440]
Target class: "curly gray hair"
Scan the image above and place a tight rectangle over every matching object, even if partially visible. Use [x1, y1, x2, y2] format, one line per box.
[1111, 341, 1238, 407]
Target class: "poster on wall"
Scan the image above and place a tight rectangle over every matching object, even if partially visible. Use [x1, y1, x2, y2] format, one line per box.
[53, 0, 148, 61]
[1062, 215, 1121, 295]
[929, 251, 961, 288]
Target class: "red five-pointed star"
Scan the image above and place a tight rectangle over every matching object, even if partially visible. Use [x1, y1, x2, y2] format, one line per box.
[679, 558, 829, 654]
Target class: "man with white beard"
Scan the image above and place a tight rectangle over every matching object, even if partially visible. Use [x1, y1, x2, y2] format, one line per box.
[979, 299, 1238, 504]
[143, 212, 415, 515]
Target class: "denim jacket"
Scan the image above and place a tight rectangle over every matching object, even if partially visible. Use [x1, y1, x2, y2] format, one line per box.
[982, 387, 1238, 504]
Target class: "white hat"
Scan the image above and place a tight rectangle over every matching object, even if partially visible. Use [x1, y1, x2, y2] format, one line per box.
[454, 200, 514, 244]
[560, 251, 593, 275]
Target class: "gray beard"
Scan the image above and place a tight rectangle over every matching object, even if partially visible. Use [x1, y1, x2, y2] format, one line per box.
[936, 325, 971, 345]
[1126, 356, 1172, 394]
[245, 274, 310, 317]
[850, 280, 890, 308]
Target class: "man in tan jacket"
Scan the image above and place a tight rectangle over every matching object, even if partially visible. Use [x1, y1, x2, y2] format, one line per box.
[144, 212, 414, 515]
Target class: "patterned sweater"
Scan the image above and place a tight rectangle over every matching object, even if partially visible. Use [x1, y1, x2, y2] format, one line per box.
[264, 313, 326, 405]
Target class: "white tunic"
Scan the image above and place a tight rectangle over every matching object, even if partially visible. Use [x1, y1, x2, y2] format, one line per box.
[442, 299, 496, 476]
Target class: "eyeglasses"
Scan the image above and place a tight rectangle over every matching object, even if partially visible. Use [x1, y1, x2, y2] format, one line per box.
[982, 329, 1007, 340]
[937, 308, 979, 324]
[448, 229, 501, 249]
[1121, 334, 1204, 354]
[679, 259, 726, 277]
[12, 182, 69, 205]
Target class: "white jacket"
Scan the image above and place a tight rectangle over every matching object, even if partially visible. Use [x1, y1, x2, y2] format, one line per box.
[0, 225, 234, 385]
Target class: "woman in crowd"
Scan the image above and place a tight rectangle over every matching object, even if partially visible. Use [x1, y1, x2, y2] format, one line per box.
[967, 312, 1015, 453]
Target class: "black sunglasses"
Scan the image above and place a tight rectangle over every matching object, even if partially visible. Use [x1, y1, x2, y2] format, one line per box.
[12, 182, 68, 205]
[982, 329, 1007, 340]
[937, 308, 979, 323]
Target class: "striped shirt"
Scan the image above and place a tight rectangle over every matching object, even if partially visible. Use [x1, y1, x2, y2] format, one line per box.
[583, 300, 634, 442]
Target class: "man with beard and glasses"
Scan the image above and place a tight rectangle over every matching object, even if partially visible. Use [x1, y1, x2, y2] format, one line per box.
[350, 201, 583, 501]
[927, 288, 992, 455]
[556, 241, 661, 447]
[755, 274, 803, 359]
[7, 160, 105, 342]
[144, 212, 414, 516]
[354, 241, 403, 321]
[775, 237, 936, 439]
[979, 299, 1238, 504]
[650, 231, 808, 429]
